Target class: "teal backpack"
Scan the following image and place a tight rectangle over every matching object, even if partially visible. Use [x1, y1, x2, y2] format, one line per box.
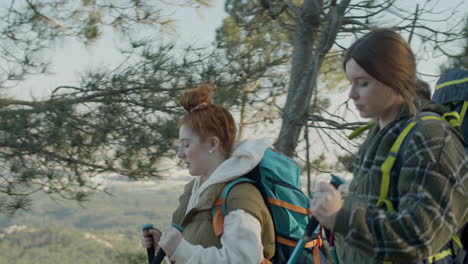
[211, 148, 328, 264]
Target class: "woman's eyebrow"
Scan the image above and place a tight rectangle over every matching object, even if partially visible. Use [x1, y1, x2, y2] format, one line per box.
[349, 76, 368, 82]
[353, 76, 367, 81]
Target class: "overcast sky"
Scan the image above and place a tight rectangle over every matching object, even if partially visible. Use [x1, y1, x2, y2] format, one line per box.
[6, 1, 226, 100]
[5, 0, 467, 100]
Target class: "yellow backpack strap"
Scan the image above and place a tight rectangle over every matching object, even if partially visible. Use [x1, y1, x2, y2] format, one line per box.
[459, 101, 468, 127]
[377, 115, 442, 211]
[348, 122, 376, 140]
[377, 120, 417, 211]
[427, 249, 454, 263]
[378, 114, 453, 264]
[423, 233, 463, 263]
[442, 111, 461, 127]
[453, 234, 463, 249]
[435, 76, 468, 90]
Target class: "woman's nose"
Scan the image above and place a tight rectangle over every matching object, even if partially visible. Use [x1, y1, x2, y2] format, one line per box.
[348, 85, 358, 100]
[177, 148, 184, 159]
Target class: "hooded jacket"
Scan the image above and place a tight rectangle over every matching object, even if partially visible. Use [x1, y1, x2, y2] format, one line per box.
[170, 138, 276, 263]
[334, 100, 468, 263]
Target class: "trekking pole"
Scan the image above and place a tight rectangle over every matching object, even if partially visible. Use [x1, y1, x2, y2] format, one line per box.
[287, 217, 320, 264]
[287, 174, 346, 264]
[141, 224, 156, 264]
[152, 223, 185, 264]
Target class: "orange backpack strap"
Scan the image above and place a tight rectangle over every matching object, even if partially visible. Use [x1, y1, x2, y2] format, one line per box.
[212, 197, 226, 236]
[211, 177, 256, 236]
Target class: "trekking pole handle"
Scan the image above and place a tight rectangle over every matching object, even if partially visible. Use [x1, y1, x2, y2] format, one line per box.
[287, 175, 346, 264]
[153, 249, 166, 264]
[287, 217, 320, 264]
[152, 223, 185, 264]
[304, 174, 344, 240]
[141, 224, 156, 264]
[303, 217, 320, 241]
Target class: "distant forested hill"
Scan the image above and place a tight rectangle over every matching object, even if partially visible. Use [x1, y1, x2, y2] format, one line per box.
[0, 226, 145, 264]
[0, 179, 187, 264]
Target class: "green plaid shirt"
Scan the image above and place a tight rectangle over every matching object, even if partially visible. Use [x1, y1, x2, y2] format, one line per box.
[334, 103, 468, 264]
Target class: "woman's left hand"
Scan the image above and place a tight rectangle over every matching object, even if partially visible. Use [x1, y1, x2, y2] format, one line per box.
[159, 225, 183, 258]
[309, 182, 343, 230]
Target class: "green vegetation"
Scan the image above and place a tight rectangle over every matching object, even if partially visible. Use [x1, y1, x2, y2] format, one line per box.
[0, 227, 144, 264]
[0, 180, 185, 263]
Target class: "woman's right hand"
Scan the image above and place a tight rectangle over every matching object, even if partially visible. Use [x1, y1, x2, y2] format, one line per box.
[309, 182, 343, 230]
[141, 228, 162, 249]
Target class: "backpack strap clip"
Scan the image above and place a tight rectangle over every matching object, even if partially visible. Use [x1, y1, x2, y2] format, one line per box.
[442, 111, 461, 127]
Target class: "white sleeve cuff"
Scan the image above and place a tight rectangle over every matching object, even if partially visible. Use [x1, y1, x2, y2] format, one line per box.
[171, 238, 199, 263]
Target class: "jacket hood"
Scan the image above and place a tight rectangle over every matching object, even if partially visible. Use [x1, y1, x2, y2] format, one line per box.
[197, 137, 272, 195]
[185, 138, 272, 213]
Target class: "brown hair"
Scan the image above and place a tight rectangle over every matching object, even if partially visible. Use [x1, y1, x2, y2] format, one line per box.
[179, 83, 237, 158]
[344, 29, 418, 115]
[415, 79, 432, 100]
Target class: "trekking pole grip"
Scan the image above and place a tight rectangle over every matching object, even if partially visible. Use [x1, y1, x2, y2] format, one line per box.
[141, 224, 156, 264]
[303, 217, 320, 241]
[286, 216, 320, 264]
[287, 175, 346, 264]
[152, 223, 185, 264]
[153, 249, 166, 264]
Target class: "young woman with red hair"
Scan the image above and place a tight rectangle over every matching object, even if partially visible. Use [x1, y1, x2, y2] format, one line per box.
[141, 83, 275, 263]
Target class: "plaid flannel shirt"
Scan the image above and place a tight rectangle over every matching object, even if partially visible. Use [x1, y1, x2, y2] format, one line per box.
[334, 103, 468, 264]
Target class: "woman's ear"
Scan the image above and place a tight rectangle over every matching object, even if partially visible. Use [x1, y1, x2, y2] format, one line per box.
[208, 136, 220, 153]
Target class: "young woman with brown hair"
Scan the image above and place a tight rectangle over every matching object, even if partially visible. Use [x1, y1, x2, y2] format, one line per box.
[310, 29, 468, 263]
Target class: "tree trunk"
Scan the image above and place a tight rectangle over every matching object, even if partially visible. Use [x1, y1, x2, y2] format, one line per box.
[274, 0, 350, 156]
[274, 1, 322, 156]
